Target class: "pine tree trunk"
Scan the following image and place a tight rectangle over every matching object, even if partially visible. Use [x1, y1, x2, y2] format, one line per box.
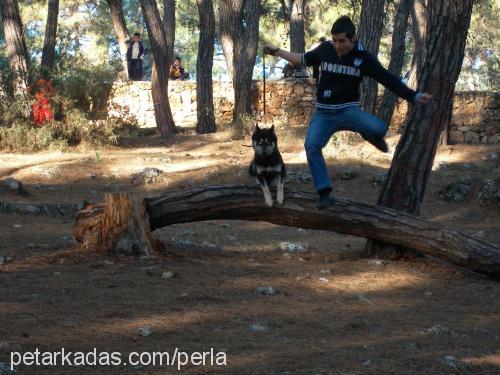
[377, 0, 412, 125]
[367, 0, 474, 258]
[407, 0, 427, 90]
[107, 0, 130, 79]
[196, 0, 216, 134]
[233, 0, 261, 119]
[140, 0, 177, 136]
[218, 0, 236, 81]
[289, 0, 305, 53]
[164, 0, 175, 65]
[397, 0, 426, 130]
[0, 69, 8, 117]
[40, 0, 59, 79]
[357, 0, 385, 114]
[0, 0, 29, 106]
[219, 0, 261, 116]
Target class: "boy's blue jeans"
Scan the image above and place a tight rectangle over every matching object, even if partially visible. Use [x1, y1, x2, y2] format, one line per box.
[304, 105, 387, 193]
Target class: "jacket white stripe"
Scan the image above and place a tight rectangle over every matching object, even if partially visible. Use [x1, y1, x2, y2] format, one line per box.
[315, 101, 359, 109]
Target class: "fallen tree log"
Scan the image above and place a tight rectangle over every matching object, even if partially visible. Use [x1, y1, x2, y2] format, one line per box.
[73, 185, 500, 278]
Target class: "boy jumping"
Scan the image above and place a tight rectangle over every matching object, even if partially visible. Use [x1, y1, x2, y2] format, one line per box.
[264, 16, 432, 209]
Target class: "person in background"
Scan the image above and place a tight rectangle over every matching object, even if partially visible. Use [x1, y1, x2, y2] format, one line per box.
[126, 33, 145, 81]
[169, 57, 189, 80]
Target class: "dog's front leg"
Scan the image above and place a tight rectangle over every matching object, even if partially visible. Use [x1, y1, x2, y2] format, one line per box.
[276, 176, 284, 205]
[257, 176, 273, 207]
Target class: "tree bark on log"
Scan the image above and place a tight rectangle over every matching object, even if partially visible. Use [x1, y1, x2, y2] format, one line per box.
[73, 186, 500, 278]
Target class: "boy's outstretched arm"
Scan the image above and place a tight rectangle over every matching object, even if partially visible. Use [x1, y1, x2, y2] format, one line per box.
[363, 53, 432, 104]
[264, 44, 303, 67]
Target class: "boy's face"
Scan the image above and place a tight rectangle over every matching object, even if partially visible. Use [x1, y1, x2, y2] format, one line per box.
[134, 35, 141, 42]
[174, 59, 181, 66]
[331, 32, 355, 57]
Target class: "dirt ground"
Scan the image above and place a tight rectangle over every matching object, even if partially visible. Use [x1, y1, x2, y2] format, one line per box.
[0, 127, 499, 374]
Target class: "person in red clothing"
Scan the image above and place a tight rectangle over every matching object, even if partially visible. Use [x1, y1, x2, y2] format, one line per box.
[30, 79, 55, 126]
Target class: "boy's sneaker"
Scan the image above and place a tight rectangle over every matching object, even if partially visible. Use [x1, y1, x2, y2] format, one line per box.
[363, 135, 389, 153]
[317, 188, 335, 210]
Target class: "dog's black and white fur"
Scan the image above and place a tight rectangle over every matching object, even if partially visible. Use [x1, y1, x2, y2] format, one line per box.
[249, 125, 286, 207]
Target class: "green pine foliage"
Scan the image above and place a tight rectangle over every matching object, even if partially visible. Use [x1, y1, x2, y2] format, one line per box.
[0, 0, 497, 152]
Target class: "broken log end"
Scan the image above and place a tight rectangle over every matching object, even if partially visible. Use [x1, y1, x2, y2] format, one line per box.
[73, 193, 157, 256]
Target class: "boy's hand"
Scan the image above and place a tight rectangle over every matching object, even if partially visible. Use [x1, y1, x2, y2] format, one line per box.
[417, 92, 432, 104]
[264, 44, 280, 56]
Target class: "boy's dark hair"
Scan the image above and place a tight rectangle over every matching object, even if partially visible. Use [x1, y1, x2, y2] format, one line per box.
[134, 32, 141, 37]
[331, 16, 356, 38]
[175, 56, 181, 61]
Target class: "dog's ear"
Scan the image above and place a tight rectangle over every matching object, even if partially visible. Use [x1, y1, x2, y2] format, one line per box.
[270, 124, 275, 132]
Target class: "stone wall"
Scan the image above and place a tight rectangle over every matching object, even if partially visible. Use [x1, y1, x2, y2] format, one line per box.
[449, 92, 500, 144]
[107, 80, 499, 144]
[108, 80, 234, 128]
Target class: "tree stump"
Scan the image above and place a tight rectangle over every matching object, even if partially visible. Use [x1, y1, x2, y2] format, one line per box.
[73, 193, 155, 256]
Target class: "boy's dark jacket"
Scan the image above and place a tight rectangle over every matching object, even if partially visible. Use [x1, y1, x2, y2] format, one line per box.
[303, 41, 417, 109]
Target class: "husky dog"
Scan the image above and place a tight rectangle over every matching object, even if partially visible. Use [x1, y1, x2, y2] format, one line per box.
[249, 125, 286, 207]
